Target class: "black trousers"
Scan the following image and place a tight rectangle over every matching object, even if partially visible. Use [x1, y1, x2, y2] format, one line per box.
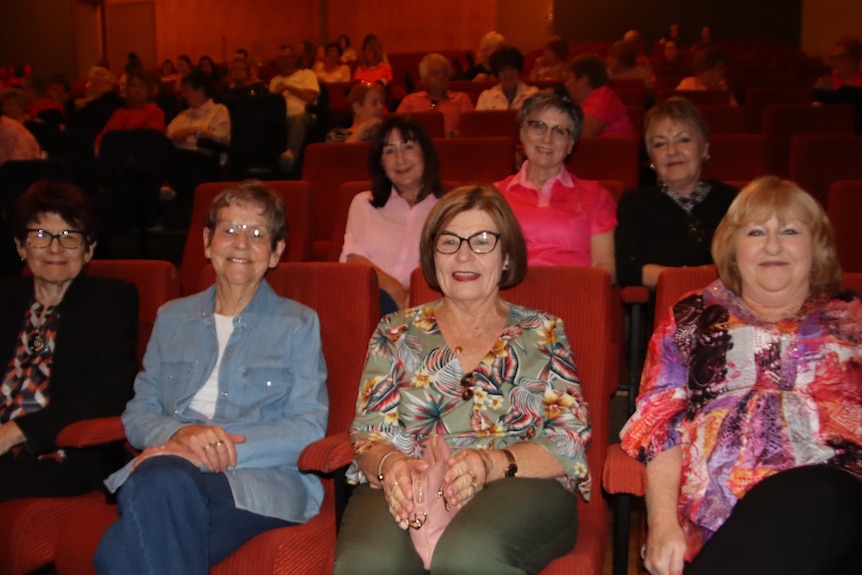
[687, 465, 862, 575]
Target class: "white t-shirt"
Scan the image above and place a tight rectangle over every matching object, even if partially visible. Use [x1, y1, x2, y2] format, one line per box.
[188, 313, 234, 419]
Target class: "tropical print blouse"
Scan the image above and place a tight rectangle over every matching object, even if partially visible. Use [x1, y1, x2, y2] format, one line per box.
[621, 279, 862, 560]
[347, 301, 592, 497]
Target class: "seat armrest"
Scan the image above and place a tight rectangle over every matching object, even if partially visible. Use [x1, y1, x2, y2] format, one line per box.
[621, 285, 650, 305]
[602, 443, 647, 497]
[55, 416, 126, 449]
[298, 432, 354, 474]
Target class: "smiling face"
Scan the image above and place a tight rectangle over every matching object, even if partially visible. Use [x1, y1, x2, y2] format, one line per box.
[647, 117, 708, 195]
[381, 128, 425, 196]
[520, 107, 575, 172]
[204, 202, 284, 291]
[354, 88, 385, 123]
[435, 208, 505, 306]
[734, 213, 813, 311]
[16, 212, 94, 292]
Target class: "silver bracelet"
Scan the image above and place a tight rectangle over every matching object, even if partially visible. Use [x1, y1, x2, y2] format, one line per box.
[376, 450, 400, 483]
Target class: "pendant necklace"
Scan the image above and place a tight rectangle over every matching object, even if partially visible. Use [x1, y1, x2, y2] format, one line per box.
[28, 306, 51, 354]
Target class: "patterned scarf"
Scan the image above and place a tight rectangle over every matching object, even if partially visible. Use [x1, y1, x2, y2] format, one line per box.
[660, 180, 712, 215]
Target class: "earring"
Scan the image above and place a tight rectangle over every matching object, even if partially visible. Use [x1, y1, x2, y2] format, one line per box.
[649, 163, 655, 170]
[705, 153, 711, 161]
[20, 256, 25, 262]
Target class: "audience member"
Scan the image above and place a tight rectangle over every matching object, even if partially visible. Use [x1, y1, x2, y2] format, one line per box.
[529, 36, 569, 81]
[24, 76, 65, 123]
[268, 47, 320, 172]
[224, 58, 266, 96]
[0, 94, 41, 165]
[353, 34, 393, 85]
[565, 54, 635, 137]
[95, 69, 165, 152]
[475, 46, 538, 111]
[337, 34, 357, 63]
[0, 89, 30, 123]
[396, 53, 473, 136]
[815, 37, 862, 90]
[47, 74, 70, 109]
[607, 40, 654, 92]
[313, 42, 352, 83]
[676, 48, 737, 104]
[159, 59, 179, 88]
[462, 31, 506, 81]
[68, 67, 122, 143]
[326, 81, 385, 143]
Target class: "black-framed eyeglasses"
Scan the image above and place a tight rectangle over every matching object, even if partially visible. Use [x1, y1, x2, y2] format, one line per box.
[435, 231, 500, 254]
[25, 229, 86, 249]
[460, 372, 476, 401]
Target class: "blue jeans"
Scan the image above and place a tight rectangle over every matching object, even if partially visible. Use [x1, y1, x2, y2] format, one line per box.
[94, 456, 292, 575]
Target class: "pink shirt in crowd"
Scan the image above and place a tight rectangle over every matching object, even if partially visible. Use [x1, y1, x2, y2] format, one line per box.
[581, 85, 635, 136]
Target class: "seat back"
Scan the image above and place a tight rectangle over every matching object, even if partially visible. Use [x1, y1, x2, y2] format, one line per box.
[702, 134, 769, 182]
[409, 266, 613, 532]
[654, 265, 719, 330]
[789, 134, 862, 208]
[180, 180, 312, 294]
[657, 90, 734, 106]
[85, 259, 181, 366]
[447, 81, 495, 105]
[698, 105, 749, 134]
[459, 110, 519, 138]
[433, 137, 515, 183]
[828, 180, 862, 273]
[567, 136, 639, 190]
[399, 111, 445, 138]
[219, 93, 287, 178]
[744, 86, 814, 132]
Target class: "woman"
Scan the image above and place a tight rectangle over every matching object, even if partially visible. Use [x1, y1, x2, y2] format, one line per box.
[340, 116, 444, 313]
[475, 45, 538, 111]
[223, 57, 266, 96]
[94, 182, 328, 575]
[396, 53, 474, 136]
[495, 90, 616, 277]
[462, 30, 505, 81]
[95, 69, 165, 151]
[615, 97, 738, 288]
[676, 48, 737, 105]
[333, 185, 591, 574]
[815, 37, 862, 90]
[529, 36, 569, 82]
[159, 59, 178, 88]
[564, 54, 635, 137]
[326, 81, 385, 143]
[337, 34, 357, 63]
[353, 34, 393, 86]
[0, 182, 138, 501]
[313, 42, 352, 83]
[621, 176, 862, 575]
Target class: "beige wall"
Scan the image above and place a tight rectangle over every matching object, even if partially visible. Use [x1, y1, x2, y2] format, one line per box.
[801, 0, 862, 57]
[496, 0, 553, 54]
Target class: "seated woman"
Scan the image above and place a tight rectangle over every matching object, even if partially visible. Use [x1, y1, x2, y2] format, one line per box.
[397, 53, 474, 136]
[337, 35, 357, 64]
[622, 176, 862, 575]
[353, 34, 393, 86]
[676, 48, 737, 105]
[529, 36, 569, 82]
[197, 55, 224, 89]
[333, 184, 591, 574]
[340, 115, 444, 314]
[475, 46, 539, 111]
[326, 81, 385, 143]
[615, 97, 738, 288]
[159, 59, 178, 89]
[0, 182, 138, 501]
[495, 90, 617, 277]
[94, 182, 328, 575]
[815, 37, 862, 90]
[223, 57, 267, 97]
[564, 54, 635, 137]
[313, 42, 352, 83]
[95, 69, 165, 152]
[607, 40, 654, 92]
[462, 30, 505, 81]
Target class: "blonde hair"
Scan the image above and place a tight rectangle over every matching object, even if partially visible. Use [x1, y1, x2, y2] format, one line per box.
[711, 176, 841, 296]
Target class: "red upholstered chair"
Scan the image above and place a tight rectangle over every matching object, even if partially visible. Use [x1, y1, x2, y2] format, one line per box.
[53, 263, 379, 575]
[762, 104, 856, 177]
[433, 137, 516, 183]
[744, 86, 814, 133]
[301, 142, 371, 261]
[446, 81, 495, 105]
[698, 105, 749, 134]
[325, 81, 359, 112]
[657, 90, 734, 106]
[828, 180, 862, 273]
[397, 111, 445, 138]
[789, 135, 862, 208]
[626, 105, 644, 138]
[567, 136, 640, 190]
[459, 109, 519, 138]
[701, 134, 769, 183]
[410, 266, 615, 575]
[0, 260, 180, 575]
[615, 86, 647, 107]
[179, 180, 312, 294]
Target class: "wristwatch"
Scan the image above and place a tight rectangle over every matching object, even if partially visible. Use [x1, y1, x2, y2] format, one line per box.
[502, 449, 518, 477]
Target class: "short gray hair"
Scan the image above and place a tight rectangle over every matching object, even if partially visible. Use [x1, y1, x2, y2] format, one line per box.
[419, 53, 450, 82]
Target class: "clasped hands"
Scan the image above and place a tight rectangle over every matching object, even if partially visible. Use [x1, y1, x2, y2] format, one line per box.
[381, 448, 489, 530]
[131, 424, 246, 474]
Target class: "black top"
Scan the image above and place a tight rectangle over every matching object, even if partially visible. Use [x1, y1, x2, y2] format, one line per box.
[0, 274, 138, 454]
[615, 180, 739, 287]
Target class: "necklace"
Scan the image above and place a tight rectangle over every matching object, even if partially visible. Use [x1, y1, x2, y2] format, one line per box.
[27, 304, 53, 354]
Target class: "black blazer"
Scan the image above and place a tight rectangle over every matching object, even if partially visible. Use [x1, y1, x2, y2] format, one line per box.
[0, 274, 139, 454]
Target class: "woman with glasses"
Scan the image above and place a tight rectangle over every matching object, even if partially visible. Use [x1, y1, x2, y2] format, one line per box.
[334, 185, 590, 574]
[495, 90, 617, 278]
[614, 97, 737, 288]
[94, 182, 328, 575]
[0, 182, 138, 501]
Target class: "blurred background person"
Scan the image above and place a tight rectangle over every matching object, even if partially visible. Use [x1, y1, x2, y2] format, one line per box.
[564, 54, 635, 137]
[462, 30, 506, 81]
[313, 42, 352, 83]
[397, 53, 473, 137]
[475, 46, 538, 111]
[326, 81, 385, 143]
[530, 36, 569, 82]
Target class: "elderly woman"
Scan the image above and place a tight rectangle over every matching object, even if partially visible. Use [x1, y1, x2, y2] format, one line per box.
[676, 48, 737, 105]
[475, 46, 539, 111]
[313, 42, 352, 83]
[326, 81, 385, 143]
[353, 34, 393, 86]
[0, 182, 138, 501]
[396, 53, 474, 137]
[529, 36, 569, 82]
[615, 97, 738, 288]
[607, 40, 654, 91]
[495, 90, 616, 277]
[340, 116, 444, 313]
[462, 30, 506, 81]
[622, 176, 862, 575]
[94, 182, 328, 575]
[94, 69, 165, 151]
[333, 185, 591, 574]
[564, 54, 635, 137]
[223, 57, 266, 96]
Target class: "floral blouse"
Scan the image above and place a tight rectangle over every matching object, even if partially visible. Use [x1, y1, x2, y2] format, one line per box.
[347, 302, 592, 497]
[621, 280, 862, 559]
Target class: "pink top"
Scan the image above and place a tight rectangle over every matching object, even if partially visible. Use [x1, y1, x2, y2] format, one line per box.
[353, 63, 393, 85]
[395, 90, 474, 135]
[339, 188, 438, 288]
[581, 85, 635, 136]
[831, 71, 862, 89]
[496, 162, 617, 267]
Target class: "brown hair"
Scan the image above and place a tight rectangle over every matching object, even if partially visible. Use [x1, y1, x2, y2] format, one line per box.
[347, 81, 385, 109]
[203, 181, 287, 250]
[711, 176, 841, 296]
[12, 181, 97, 245]
[420, 185, 527, 291]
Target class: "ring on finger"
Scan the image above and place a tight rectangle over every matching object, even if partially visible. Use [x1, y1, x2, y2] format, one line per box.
[202, 443, 212, 450]
[214, 440, 225, 447]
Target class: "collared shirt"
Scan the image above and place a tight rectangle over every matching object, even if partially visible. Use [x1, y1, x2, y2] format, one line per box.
[475, 81, 539, 111]
[581, 85, 636, 136]
[340, 188, 438, 288]
[496, 162, 617, 267]
[396, 90, 474, 135]
[165, 98, 230, 150]
[0, 116, 40, 165]
[269, 69, 320, 117]
[105, 280, 328, 523]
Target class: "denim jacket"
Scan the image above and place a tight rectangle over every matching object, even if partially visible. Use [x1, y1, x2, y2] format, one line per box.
[105, 280, 328, 523]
